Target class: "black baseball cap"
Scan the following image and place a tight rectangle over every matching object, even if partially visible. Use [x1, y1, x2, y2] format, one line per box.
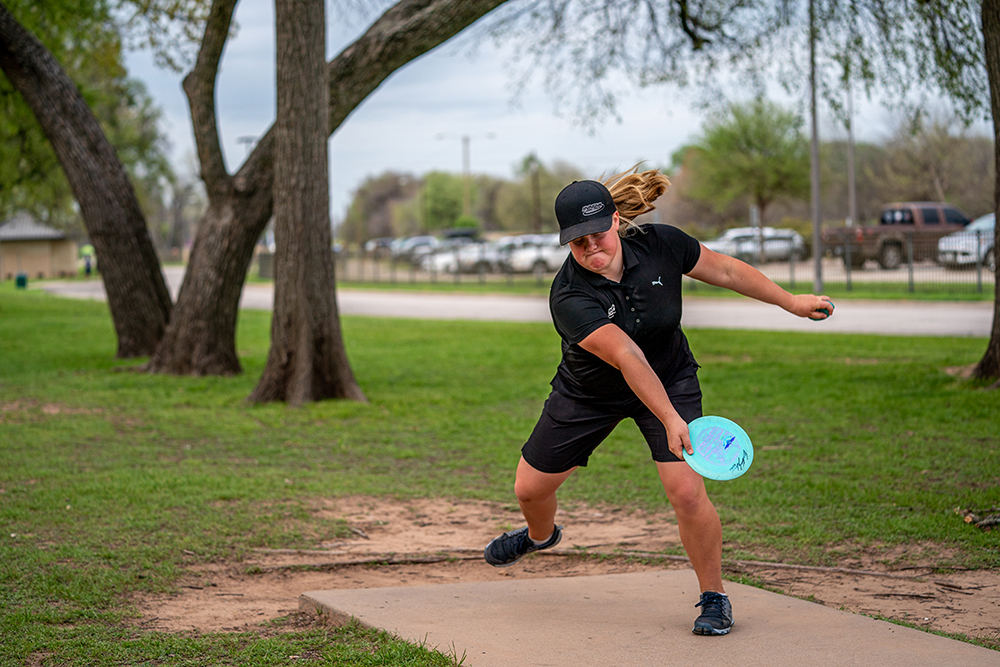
[554, 180, 617, 245]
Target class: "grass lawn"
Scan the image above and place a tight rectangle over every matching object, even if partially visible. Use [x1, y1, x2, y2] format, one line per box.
[1, 284, 998, 663]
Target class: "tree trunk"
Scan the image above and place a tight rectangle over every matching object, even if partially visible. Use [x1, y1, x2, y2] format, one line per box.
[147, 0, 506, 376]
[0, 2, 171, 358]
[247, 0, 365, 404]
[976, 0, 1000, 381]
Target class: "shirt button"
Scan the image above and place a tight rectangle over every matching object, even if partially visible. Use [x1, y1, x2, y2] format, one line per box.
[636, 319, 641, 324]
[625, 296, 630, 300]
[631, 308, 635, 312]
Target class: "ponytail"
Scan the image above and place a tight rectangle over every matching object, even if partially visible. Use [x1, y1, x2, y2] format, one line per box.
[602, 166, 670, 235]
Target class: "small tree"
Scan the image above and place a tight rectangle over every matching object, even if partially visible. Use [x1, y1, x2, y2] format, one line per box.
[421, 171, 465, 231]
[682, 98, 810, 258]
[340, 171, 419, 245]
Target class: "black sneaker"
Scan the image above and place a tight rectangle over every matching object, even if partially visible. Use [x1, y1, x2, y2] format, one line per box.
[484, 525, 562, 567]
[692, 591, 734, 635]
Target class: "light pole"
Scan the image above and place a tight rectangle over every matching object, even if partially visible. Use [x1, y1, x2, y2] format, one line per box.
[437, 132, 496, 219]
[237, 135, 257, 159]
[525, 153, 542, 232]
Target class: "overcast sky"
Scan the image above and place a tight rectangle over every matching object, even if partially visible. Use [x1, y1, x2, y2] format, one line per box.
[123, 0, 924, 226]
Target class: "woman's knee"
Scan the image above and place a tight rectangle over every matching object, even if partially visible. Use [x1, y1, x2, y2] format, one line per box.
[657, 464, 710, 515]
[668, 484, 711, 516]
[514, 457, 571, 504]
[514, 474, 557, 504]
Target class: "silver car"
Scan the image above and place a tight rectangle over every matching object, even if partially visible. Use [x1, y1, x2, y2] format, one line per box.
[937, 213, 995, 272]
[703, 227, 806, 263]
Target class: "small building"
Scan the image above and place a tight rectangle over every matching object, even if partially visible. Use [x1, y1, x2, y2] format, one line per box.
[0, 212, 78, 280]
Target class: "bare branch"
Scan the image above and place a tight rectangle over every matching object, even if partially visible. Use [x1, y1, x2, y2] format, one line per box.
[182, 0, 238, 198]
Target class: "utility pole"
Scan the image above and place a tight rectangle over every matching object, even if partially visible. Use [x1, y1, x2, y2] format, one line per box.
[461, 135, 471, 218]
[846, 82, 858, 228]
[809, 0, 823, 294]
[437, 132, 495, 220]
[528, 153, 542, 232]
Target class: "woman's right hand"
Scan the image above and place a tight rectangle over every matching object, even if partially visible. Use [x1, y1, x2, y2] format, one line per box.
[664, 412, 693, 460]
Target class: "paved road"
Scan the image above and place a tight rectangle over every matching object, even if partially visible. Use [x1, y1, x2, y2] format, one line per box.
[38, 266, 993, 337]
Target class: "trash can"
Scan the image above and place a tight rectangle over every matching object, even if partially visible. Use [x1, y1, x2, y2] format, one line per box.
[15, 273, 27, 289]
[258, 252, 274, 279]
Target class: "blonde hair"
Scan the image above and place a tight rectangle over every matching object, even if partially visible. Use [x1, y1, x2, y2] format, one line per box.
[602, 166, 670, 235]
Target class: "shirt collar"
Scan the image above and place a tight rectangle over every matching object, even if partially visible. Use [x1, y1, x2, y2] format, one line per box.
[569, 234, 640, 287]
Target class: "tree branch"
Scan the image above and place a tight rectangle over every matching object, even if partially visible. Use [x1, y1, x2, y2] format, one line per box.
[326, 0, 508, 133]
[182, 0, 238, 198]
[232, 0, 507, 195]
[672, 0, 710, 50]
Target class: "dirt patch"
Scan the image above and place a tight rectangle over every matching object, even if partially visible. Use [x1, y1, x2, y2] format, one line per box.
[133, 496, 1000, 646]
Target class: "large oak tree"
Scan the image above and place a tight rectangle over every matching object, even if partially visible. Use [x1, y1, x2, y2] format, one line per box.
[247, 0, 365, 404]
[0, 1, 172, 357]
[145, 0, 508, 378]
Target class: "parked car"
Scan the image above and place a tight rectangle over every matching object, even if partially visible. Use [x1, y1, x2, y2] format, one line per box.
[491, 234, 544, 272]
[454, 241, 504, 274]
[937, 213, 996, 272]
[703, 227, 806, 263]
[502, 233, 569, 277]
[392, 235, 440, 264]
[822, 202, 971, 270]
[418, 238, 475, 272]
[363, 237, 395, 257]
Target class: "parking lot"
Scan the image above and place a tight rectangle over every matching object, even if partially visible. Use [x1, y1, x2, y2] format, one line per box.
[333, 249, 996, 295]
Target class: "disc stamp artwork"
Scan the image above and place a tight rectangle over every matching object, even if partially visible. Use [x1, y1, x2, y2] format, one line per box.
[686, 416, 754, 481]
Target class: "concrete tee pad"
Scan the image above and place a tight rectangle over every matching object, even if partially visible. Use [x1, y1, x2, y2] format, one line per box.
[301, 570, 1000, 667]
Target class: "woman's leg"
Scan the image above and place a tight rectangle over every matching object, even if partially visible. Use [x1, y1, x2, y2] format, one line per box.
[514, 456, 576, 541]
[656, 461, 725, 593]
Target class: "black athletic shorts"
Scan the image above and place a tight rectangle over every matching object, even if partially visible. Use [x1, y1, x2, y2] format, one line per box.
[521, 368, 703, 474]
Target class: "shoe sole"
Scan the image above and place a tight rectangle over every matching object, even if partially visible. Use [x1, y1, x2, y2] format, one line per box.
[692, 621, 733, 636]
[484, 527, 562, 568]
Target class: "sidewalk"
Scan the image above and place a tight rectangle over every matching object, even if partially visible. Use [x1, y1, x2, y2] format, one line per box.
[37, 266, 994, 337]
[301, 570, 1000, 666]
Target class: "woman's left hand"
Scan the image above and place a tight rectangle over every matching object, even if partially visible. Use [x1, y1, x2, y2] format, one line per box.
[787, 294, 835, 320]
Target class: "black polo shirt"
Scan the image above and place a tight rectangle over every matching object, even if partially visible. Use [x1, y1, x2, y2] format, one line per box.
[548, 224, 702, 407]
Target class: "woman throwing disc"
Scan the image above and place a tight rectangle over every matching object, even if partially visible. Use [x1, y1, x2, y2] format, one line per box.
[483, 169, 833, 636]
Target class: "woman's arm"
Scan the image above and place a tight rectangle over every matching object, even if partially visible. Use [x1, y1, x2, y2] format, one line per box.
[578, 323, 693, 459]
[687, 244, 834, 319]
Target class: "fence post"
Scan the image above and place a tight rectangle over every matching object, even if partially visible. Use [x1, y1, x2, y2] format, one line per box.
[788, 244, 796, 290]
[976, 230, 983, 294]
[844, 233, 853, 291]
[906, 231, 914, 293]
[535, 244, 545, 287]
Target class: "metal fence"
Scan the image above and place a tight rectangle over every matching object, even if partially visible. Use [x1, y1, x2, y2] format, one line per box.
[309, 230, 996, 295]
[328, 243, 568, 288]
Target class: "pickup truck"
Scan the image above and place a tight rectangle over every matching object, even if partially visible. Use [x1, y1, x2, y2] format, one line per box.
[822, 202, 971, 270]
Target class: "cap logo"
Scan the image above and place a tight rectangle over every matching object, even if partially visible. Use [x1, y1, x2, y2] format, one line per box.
[581, 202, 605, 216]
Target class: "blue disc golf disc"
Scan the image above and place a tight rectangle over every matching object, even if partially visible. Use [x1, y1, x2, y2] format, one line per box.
[684, 416, 754, 481]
